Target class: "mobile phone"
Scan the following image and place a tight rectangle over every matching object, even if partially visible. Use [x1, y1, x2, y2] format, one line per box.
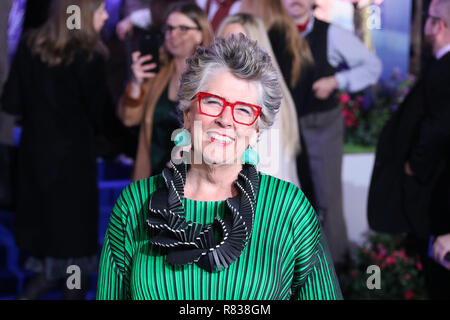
[139, 32, 161, 73]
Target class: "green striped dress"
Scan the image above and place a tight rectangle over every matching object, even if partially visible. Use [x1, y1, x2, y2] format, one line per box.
[96, 173, 343, 300]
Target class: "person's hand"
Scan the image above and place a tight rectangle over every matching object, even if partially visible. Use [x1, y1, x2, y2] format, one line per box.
[433, 234, 450, 270]
[130, 51, 158, 86]
[116, 17, 133, 41]
[312, 76, 338, 100]
[404, 161, 414, 176]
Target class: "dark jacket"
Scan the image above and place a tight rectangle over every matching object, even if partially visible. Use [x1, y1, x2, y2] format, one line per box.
[368, 52, 450, 240]
[1, 40, 112, 258]
[268, 25, 317, 210]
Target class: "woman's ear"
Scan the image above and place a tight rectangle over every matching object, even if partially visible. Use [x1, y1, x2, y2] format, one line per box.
[249, 126, 260, 148]
[183, 109, 192, 131]
[196, 33, 203, 45]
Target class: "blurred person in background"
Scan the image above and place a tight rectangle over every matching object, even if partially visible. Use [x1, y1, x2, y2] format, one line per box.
[116, 0, 186, 40]
[116, 0, 242, 38]
[217, 13, 301, 186]
[0, 0, 13, 94]
[200, 0, 242, 31]
[403, 0, 450, 299]
[116, 0, 152, 40]
[370, 0, 450, 300]
[0, 0, 15, 210]
[281, 0, 382, 270]
[1, 0, 111, 300]
[239, 0, 318, 223]
[117, 1, 213, 180]
[21, 0, 53, 35]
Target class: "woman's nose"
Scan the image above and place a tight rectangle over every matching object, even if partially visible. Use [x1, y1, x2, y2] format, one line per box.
[215, 105, 234, 127]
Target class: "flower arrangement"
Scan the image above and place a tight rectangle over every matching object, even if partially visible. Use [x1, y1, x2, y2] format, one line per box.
[339, 69, 416, 147]
[338, 232, 428, 300]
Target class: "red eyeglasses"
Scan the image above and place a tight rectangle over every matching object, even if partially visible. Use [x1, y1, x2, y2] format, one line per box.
[193, 92, 262, 126]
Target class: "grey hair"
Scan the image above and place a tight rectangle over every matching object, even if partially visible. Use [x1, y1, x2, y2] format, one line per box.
[178, 34, 282, 130]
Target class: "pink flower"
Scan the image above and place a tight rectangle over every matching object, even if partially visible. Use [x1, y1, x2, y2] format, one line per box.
[398, 250, 409, 262]
[392, 250, 408, 262]
[377, 244, 387, 257]
[339, 93, 351, 104]
[404, 274, 411, 281]
[352, 101, 362, 110]
[344, 113, 356, 127]
[416, 261, 423, 271]
[386, 256, 396, 265]
[376, 253, 385, 262]
[404, 290, 415, 300]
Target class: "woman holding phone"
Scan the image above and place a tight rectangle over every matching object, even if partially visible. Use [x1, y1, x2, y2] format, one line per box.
[118, 1, 213, 181]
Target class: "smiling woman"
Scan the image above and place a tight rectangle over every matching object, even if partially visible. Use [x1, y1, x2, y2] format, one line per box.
[184, 72, 261, 168]
[97, 35, 343, 300]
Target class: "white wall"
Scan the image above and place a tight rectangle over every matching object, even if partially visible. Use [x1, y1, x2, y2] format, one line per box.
[342, 153, 375, 247]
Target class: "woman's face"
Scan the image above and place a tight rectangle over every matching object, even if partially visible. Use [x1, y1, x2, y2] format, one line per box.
[93, 2, 109, 33]
[184, 70, 260, 166]
[165, 12, 203, 58]
[219, 22, 248, 38]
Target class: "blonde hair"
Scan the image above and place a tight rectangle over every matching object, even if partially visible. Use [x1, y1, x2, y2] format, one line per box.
[240, 0, 313, 88]
[27, 0, 107, 66]
[217, 13, 301, 157]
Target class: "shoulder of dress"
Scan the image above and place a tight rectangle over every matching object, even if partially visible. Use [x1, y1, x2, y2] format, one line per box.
[257, 173, 304, 198]
[256, 174, 313, 227]
[127, 174, 164, 193]
[117, 175, 164, 208]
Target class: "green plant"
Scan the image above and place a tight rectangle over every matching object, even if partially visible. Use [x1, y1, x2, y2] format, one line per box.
[339, 69, 415, 147]
[338, 232, 428, 300]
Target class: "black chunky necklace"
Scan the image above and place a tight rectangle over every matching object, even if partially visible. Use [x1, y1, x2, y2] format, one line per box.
[147, 161, 260, 272]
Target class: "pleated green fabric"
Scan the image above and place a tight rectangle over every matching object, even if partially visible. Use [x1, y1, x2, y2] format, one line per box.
[96, 173, 343, 300]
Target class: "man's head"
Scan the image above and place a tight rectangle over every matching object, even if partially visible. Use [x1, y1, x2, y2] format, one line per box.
[425, 0, 450, 54]
[281, 0, 315, 24]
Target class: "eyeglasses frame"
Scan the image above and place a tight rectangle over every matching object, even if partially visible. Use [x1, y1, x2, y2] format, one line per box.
[193, 92, 262, 126]
[162, 24, 201, 34]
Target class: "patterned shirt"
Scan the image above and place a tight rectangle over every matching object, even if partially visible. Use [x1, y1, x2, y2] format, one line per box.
[97, 173, 343, 300]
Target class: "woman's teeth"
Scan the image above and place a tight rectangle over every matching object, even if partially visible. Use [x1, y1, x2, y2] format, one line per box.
[209, 133, 234, 143]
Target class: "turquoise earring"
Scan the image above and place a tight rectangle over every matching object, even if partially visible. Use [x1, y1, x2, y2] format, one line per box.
[174, 129, 191, 147]
[241, 147, 260, 166]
